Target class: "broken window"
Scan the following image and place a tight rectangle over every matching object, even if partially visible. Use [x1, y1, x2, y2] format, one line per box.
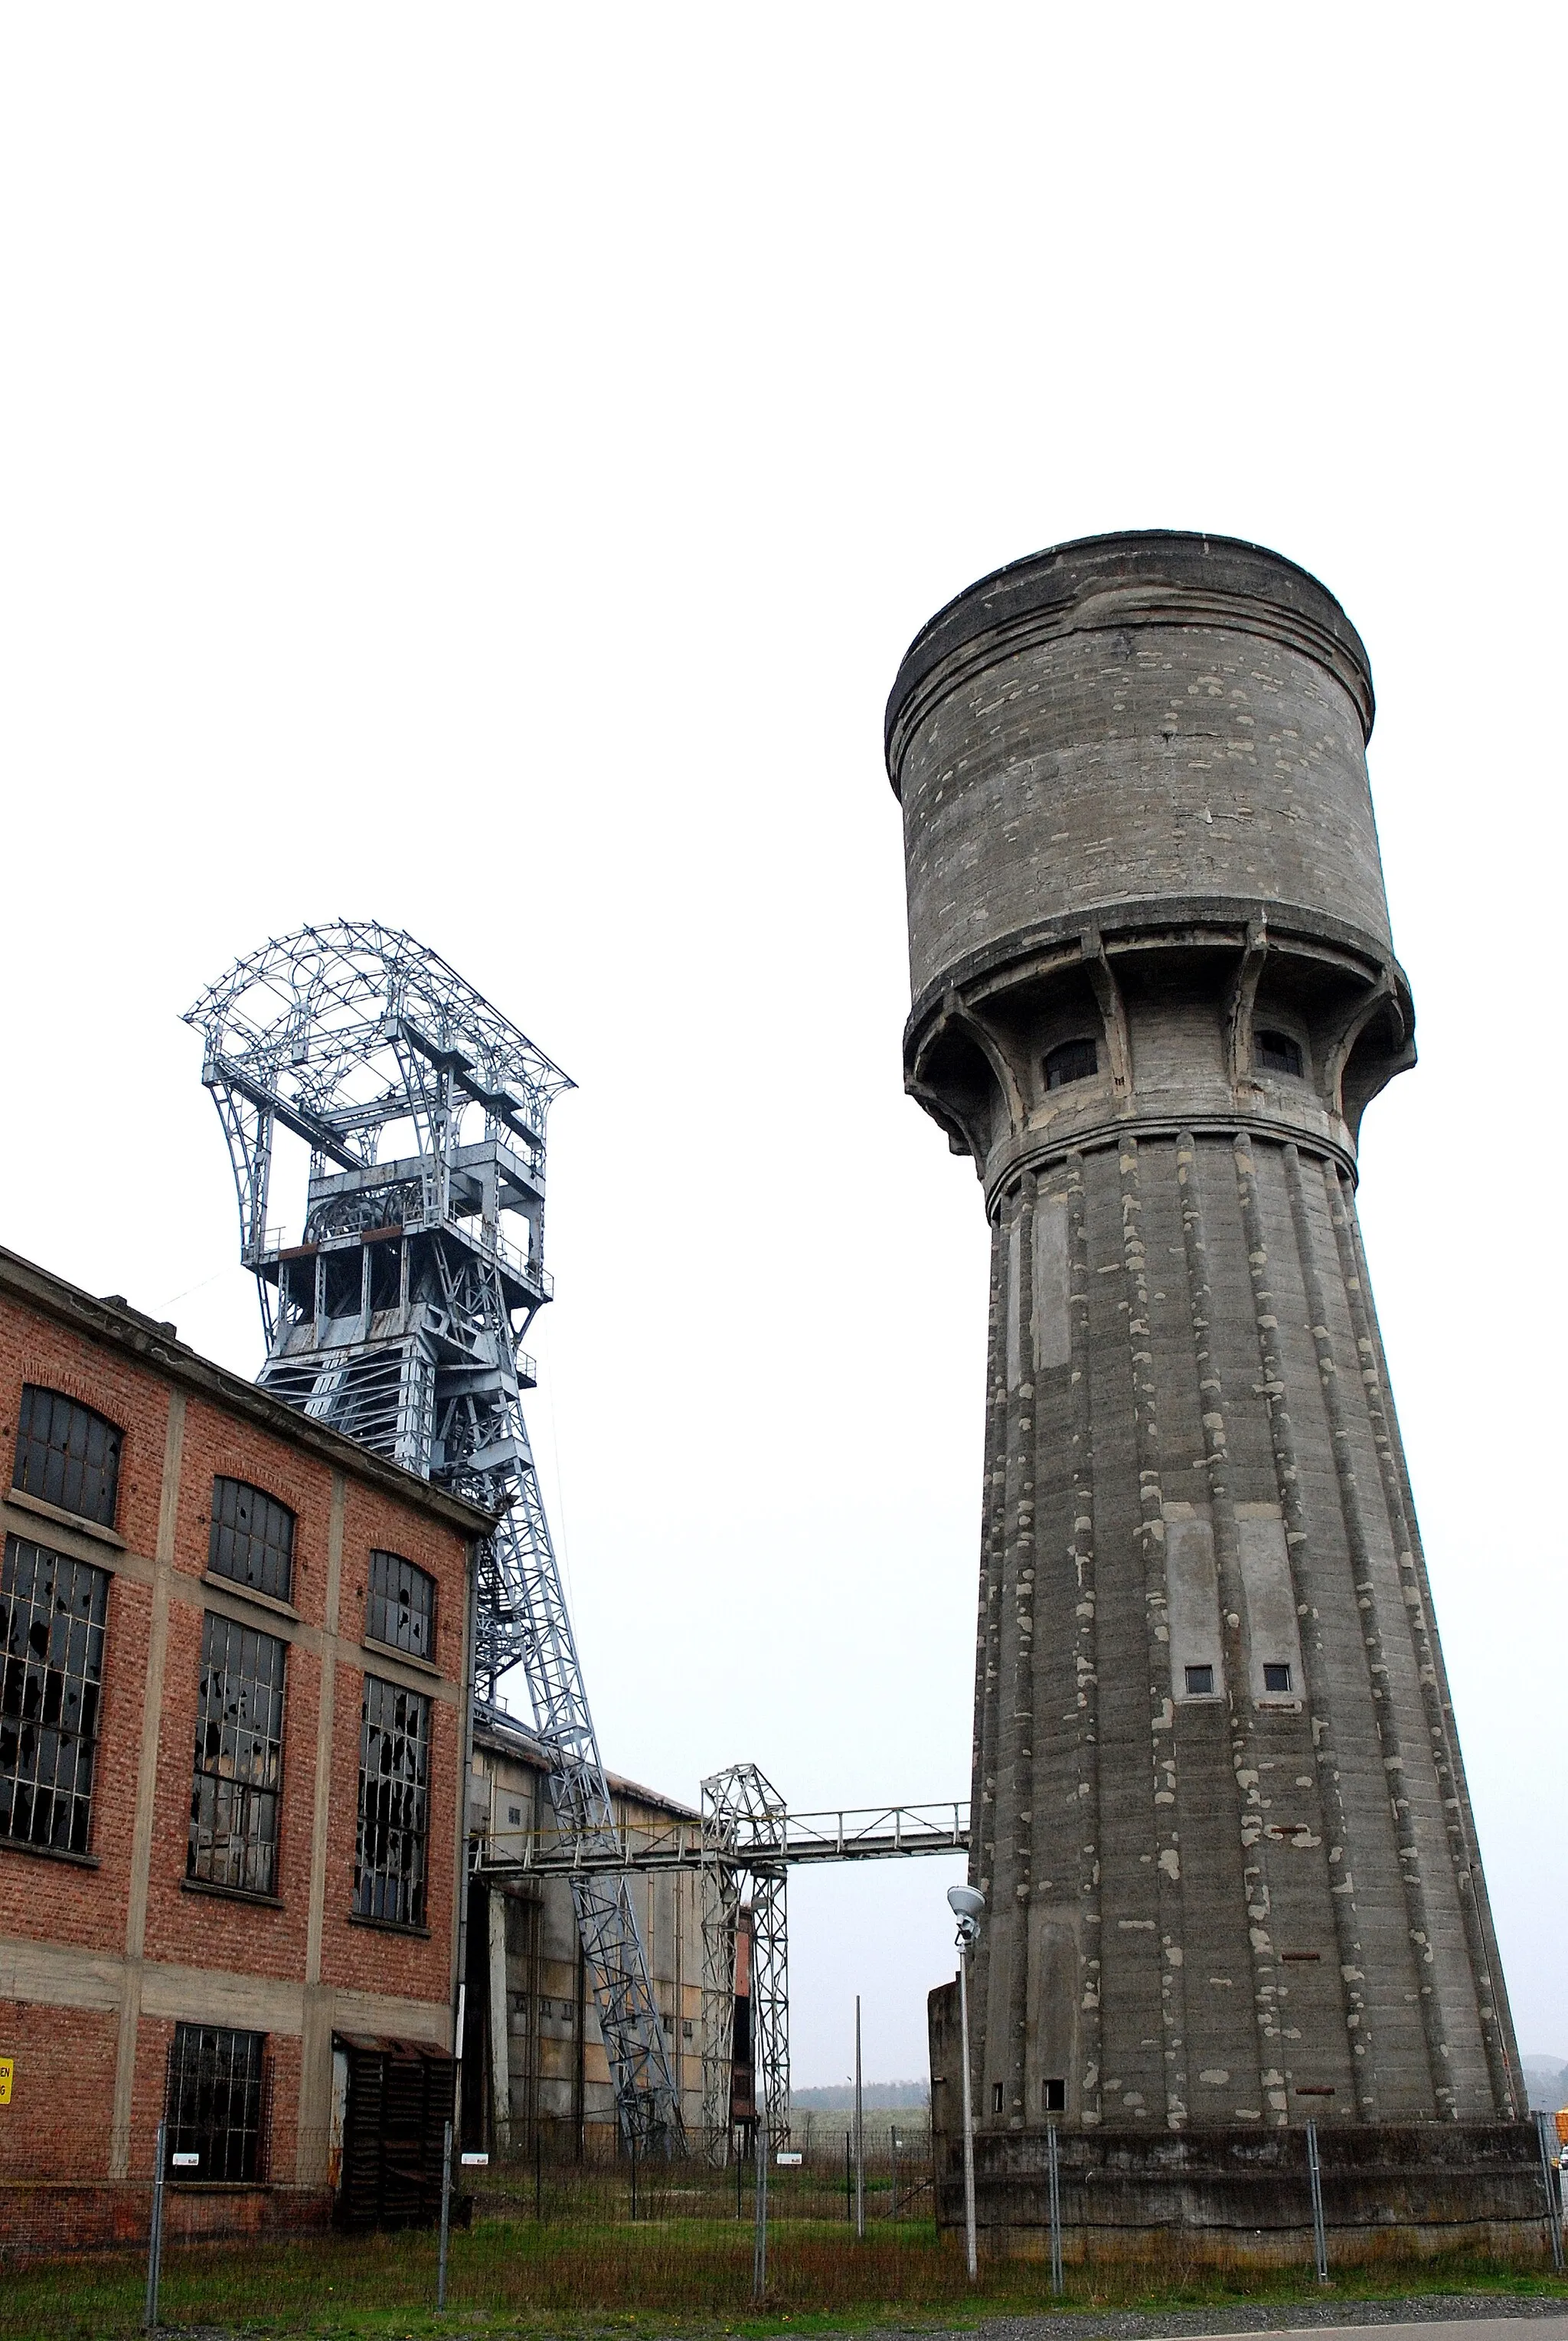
[1043, 2076, 1066, 2111]
[208, 1478, 295, 1604]
[366, 1549, 436, 1663]
[188, 1613, 286, 1897]
[1045, 1037, 1099, 1090]
[354, 1674, 431, 1927]
[1254, 1030, 1304, 1078]
[13, 1387, 122, 1529]
[165, 2022, 267, 2181]
[1263, 1661, 1293, 1694]
[0, 1535, 109, 1855]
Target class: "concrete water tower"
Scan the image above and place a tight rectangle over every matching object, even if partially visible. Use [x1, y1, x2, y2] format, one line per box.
[887, 534, 1531, 2251]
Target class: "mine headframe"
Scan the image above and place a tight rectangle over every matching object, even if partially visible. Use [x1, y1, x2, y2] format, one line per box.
[185, 920, 684, 2154]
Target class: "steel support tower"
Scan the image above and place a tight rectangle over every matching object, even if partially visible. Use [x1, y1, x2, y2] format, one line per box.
[698, 1763, 789, 2164]
[185, 920, 684, 2151]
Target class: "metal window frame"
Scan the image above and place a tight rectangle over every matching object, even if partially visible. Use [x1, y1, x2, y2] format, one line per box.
[1263, 1660, 1294, 1693]
[187, 1611, 287, 1897]
[1254, 1029, 1305, 1077]
[208, 1476, 296, 1604]
[354, 1672, 431, 1927]
[12, 1385, 122, 1529]
[0, 1535, 110, 1854]
[365, 1548, 436, 1662]
[165, 2022, 269, 2182]
[1044, 1036, 1099, 1090]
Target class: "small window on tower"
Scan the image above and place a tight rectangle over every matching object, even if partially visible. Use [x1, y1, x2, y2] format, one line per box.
[1184, 1663, 1215, 1697]
[1263, 1662, 1292, 1694]
[991, 2081, 1004, 2114]
[1045, 1037, 1099, 1090]
[1043, 2076, 1066, 2111]
[1255, 1030, 1304, 1078]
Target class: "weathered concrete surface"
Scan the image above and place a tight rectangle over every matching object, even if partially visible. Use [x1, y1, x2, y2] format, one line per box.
[895, 535, 1524, 2240]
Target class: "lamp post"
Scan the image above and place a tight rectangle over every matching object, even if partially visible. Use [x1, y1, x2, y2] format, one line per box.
[946, 1882, 984, 2282]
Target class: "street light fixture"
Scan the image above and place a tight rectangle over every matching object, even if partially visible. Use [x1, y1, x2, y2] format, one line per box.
[946, 1882, 984, 2280]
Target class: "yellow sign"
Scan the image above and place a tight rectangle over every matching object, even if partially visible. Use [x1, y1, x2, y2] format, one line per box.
[0, 2061, 12, 2107]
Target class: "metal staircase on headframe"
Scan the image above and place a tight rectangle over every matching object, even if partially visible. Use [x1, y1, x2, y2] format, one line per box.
[185, 920, 683, 2152]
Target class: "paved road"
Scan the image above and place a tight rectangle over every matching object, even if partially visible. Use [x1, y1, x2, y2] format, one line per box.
[854, 2306, 1568, 2341]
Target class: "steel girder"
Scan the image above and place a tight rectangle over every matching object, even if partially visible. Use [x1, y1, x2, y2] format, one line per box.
[187, 924, 683, 2155]
[699, 1764, 790, 2163]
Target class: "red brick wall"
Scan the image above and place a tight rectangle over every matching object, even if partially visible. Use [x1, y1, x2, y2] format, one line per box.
[318, 1656, 459, 2004]
[0, 1305, 173, 1564]
[0, 2004, 119, 2180]
[0, 1280, 472, 2205]
[0, 1306, 169, 1954]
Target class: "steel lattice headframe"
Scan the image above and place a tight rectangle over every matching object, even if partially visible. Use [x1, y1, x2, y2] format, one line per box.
[185, 918, 573, 1321]
[185, 920, 684, 2154]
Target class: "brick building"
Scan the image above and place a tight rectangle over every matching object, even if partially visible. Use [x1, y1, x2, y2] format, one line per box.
[0, 1244, 491, 2244]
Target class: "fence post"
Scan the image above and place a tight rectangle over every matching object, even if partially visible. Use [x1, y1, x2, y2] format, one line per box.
[844, 2129, 851, 2222]
[144, 2119, 167, 2335]
[1047, 2121, 1063, 2297]
[534, 2126, 542, 2223]
[1537, 2111, 1566, 2275]
[890, 2129, 899, 2221]
[629, 2129, 638, 2222]
[1305, 2119, 1329, 2284]
[854, 1995, 865, 2241]
[437, 2117, 453, 2309]
[752, 2109, 768, 2301]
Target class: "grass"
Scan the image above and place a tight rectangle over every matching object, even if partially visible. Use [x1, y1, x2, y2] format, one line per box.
[0, 2217, 1565, 2341]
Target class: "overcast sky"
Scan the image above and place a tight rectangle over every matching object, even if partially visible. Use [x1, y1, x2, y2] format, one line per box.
[2, 8, 1563, 2086]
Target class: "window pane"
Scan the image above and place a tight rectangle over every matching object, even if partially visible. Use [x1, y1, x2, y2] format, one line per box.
[366, 1549, 436, 1661]
[13, 1387, 122, 1528]
[1255, 1030, 1305, 1078]
[0, 1536, 109, 1853]
[165, 2022, 266, 2182]
[1045, 1038, 1098, 1091]
[187, 1612, 286, 1896]
[208, 1478, 295, 1604]
[354, 1673, 430, 1927]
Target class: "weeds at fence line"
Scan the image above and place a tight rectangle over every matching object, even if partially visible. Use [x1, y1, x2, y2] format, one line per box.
[2, 2228, 1566, 2340]
[2, 2125, 1565, 2341]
